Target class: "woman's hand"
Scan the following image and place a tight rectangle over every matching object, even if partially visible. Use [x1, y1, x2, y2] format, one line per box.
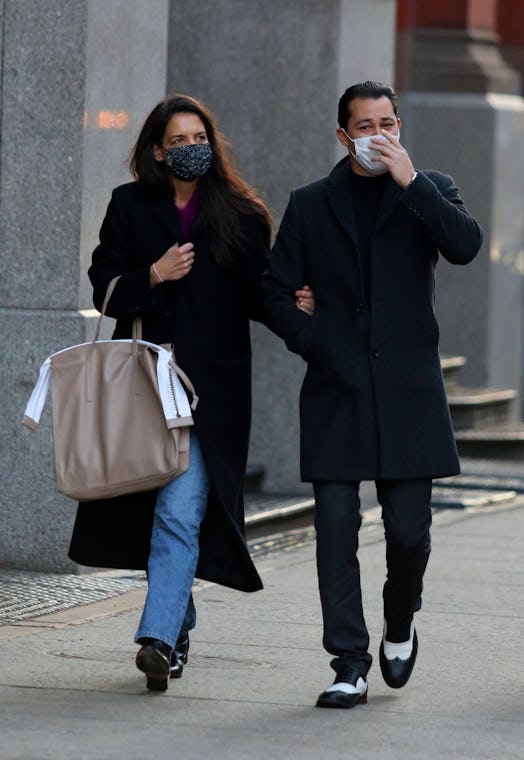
[295, 285, 315, 316]
[150, 242, 195, 286]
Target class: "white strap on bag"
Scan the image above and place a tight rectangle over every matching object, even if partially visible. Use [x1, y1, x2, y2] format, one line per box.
[148, 343, 198, 427]
[23, 357, 51, 430]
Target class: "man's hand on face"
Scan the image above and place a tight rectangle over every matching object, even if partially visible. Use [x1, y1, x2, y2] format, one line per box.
[370, 130, 416, 189]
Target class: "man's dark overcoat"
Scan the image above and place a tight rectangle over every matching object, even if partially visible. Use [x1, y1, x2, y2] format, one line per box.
[261, 157, 483, 481]
[69, 181, 269, 592]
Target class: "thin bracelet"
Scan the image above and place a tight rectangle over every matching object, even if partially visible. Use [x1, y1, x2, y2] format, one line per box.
[152, 262, 164, 283]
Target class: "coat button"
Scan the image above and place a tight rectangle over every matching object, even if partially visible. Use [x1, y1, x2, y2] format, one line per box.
[355, 304, 365, 312]
[372, 350, 379, 358]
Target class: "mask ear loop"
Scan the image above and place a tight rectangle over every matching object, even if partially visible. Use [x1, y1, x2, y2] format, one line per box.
[341, 128, 356, 158]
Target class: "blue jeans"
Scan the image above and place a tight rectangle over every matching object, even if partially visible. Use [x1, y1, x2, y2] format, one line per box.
[134, 429, 210, 647]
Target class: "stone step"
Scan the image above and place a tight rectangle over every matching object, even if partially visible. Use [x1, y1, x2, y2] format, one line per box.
[460, 457, 524, 477]
[430, 486, 516, 509]
[245, 463, 266, 493]
[448, 387, 517, 430]
[244, 484, 517, 538]
[245, 494, 315, 538]
[441, 354, 466, 390]
[435, 472, 524, 493]
[455, 428, 524, 461]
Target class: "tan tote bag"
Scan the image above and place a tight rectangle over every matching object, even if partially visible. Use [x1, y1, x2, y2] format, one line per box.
[23, 277, 198, 501]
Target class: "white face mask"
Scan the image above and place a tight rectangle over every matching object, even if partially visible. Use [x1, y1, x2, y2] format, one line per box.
[342, 128, 399, 176]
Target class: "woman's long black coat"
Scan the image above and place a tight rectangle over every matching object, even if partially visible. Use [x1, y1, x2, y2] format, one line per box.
[69, 181, 268, 592]
[261, 158, 483, 481]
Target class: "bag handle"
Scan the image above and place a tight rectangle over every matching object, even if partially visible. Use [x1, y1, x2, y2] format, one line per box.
[132, 316, 143, 342]
[171, 361, 199, 411]
[92, 276, 142, 345]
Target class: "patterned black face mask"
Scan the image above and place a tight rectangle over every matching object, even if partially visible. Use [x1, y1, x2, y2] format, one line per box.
[165, 143, 213, 181]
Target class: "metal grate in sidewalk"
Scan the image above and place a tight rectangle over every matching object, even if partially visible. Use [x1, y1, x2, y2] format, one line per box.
[0, 493, 316, 626]
[0, 571, 146, 625]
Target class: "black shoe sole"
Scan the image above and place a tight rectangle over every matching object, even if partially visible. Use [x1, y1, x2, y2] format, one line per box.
[145, 675, 169, 691]
[316, 691, 368, 709]
[136, 648, 170, 692]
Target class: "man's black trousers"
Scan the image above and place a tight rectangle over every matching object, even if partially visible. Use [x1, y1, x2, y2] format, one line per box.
[313, 479, 432, 676]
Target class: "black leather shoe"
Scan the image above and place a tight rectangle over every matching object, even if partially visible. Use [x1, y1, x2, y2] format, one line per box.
[170, 633, 189, 679]
[316, 668, 368, 709]
[379, 620, 418, 689]
[136, 638, 172, 691]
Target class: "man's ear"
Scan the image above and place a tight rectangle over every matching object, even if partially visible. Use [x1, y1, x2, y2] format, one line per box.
[336, 127, 350, 149]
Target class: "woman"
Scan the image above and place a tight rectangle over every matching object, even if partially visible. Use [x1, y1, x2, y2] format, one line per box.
[68, 93, 313, 691]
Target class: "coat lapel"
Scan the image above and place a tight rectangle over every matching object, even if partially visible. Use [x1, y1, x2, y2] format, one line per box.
[325, 158, 359, 249]
[150, 190, 208, 243]
[150, 191, 182, 242]
[375, 177, 402, 234]
[325, 158, 403, 243]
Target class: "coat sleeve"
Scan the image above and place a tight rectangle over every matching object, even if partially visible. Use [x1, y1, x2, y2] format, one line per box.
[260, 191, 312, 356]
[88, 188, 163, 320]
[235, 214, 270, 323]
[400, 171, 483, 264]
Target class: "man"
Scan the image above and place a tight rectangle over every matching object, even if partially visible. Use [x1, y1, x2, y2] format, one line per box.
[261, 81, 482, 709]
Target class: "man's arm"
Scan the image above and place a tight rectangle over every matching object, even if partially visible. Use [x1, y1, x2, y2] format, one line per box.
[400, 171, 483, 264]
[260, 191, 312, 357]
[370, 130, 482, 264]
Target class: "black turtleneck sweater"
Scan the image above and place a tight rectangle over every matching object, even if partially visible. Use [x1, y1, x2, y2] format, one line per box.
[348, 170, 390, 306]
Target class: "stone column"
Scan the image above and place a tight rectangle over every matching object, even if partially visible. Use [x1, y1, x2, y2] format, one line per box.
[496, 0, 524, 406]
[496, 0, 524, 91]
[0, 0, 169, 572]
[167, 0, 396, 491]
[396, 0, 520, 94]
[396, 0, 524, 406]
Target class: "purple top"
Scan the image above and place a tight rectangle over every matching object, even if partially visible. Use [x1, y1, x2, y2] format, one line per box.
[175, 190, 199, 240]
[172, 191, 199, 362]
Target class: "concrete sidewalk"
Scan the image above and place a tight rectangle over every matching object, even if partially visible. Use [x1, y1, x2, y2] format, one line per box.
[1, 500, 523, 759]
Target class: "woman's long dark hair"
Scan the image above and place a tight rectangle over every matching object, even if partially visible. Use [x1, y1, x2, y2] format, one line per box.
[130, 93, 272, 266]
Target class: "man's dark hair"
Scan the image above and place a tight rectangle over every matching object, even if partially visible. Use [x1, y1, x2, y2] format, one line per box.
[337, 81, 398, 128]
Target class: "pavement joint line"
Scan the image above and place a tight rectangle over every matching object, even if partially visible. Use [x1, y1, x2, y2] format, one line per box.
[0, 680, 518, 724]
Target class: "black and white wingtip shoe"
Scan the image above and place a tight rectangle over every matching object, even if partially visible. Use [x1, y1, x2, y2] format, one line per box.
[379, 619, 418, 689]
[316, 670, 368, 709]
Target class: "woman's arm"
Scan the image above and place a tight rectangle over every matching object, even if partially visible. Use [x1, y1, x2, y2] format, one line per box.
[89, 187, 194, 320]
[235, 214, 270, 322]
[88, 189, 154, 319]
